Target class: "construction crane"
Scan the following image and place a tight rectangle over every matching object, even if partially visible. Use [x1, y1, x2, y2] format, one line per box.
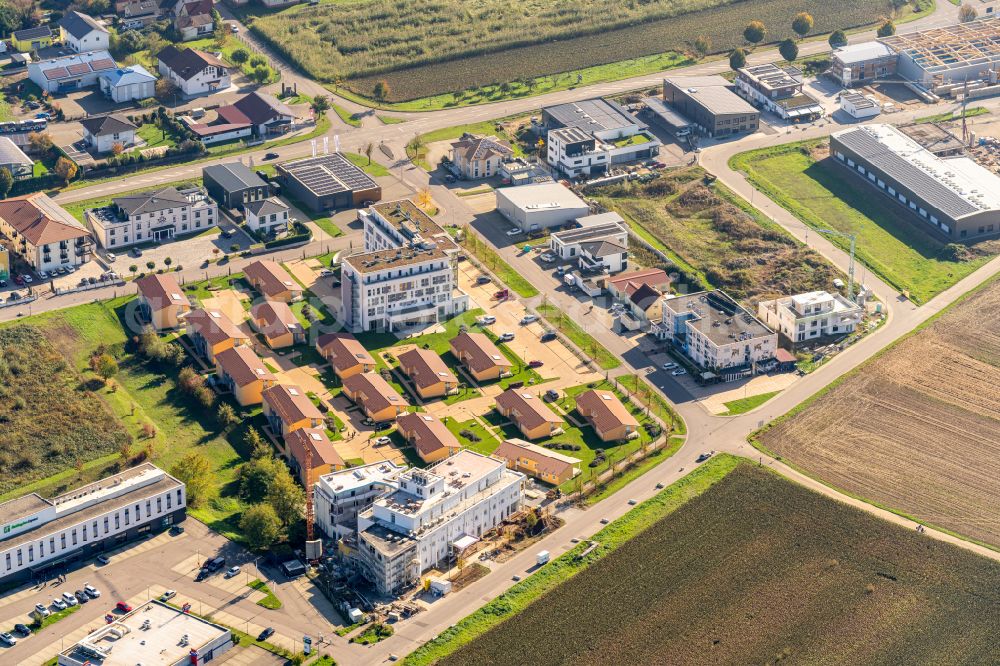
[816, 228, 858, 303]
[305, 442, 315, 544]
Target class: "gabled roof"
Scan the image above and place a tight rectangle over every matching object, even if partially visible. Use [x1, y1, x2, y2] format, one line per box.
[176, 13, 214, 29]
[343, 372, 409, 415]
[31, 50, 117, 81]
[608, 268, 669, 295]
[316, 333, 375, 372]
[101, 65, 155, 88]
[495, 389, 563, 431]
[215, 346, 275, 387]
[0, 136, 33, 169]
[629, 283, 661, 310]
[575, 389, 639, 435]
[449, 332, 512, 375]
[13, 26, 52, 41]
[157, 44, 226, 81]
[263, 383, 322, 425]
[451, 135, 513, 162]
[245, 198, 288, 218]
[0, 193, 90, 246]
[243, 260, 299, 299]
[136, 273, 189, 313]
[60, 10, 108, 39]
[579, 239, 626, 258]
[285, 427, 345, 470]
[250, 300, 299, 338]
[397, 347, 457, 389]
[396, 412, 460, 459]
[203, 162, 267, 193]
[80, 113, 138, 137]
[114, 187, 191, 216]
[493, 438, 579, 478]
[231, 92, 293, 125]
[183, 308, 247, 346]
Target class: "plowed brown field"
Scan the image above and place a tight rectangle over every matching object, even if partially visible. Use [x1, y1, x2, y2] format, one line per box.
[759, 279, 1000, 546]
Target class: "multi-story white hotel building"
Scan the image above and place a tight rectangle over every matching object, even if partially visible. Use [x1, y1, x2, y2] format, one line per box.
[85, 185, 218, 249]
[354, 450, 524, 595]
[757, 290, 864, 346]
[0, 463, 185, 584]
[654, 290, 777, 382]
[341, 200, 469, 333]
[314, 461, 406, 538]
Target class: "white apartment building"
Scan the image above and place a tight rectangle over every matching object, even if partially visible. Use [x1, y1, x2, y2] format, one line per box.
[314, 461, 406, 538]
[85, 185, 218, 249]
[0, 463, 185, 584]
[342, 200, 469, 333]
[354, 450, 524, 595]
[654, 290, 778, 382]
[757, 290, 864, 346]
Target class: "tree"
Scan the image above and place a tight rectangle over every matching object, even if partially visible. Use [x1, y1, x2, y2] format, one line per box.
[828, 29, 848, 49]
[778, 38, 799, 62]
[155, 77, 179, 102]
[171, 452, 215, 507]
[129, 264, 138, 276]
[145, 260, 155, 271]
[146, 33, 165, 67]
[363, 141, 374, 164]
[729, 48, 747, 71]
[163, 256, 172, 268]
[876, 19, 895, 37]
[248, 54, 267, 68]
[250, 66, 271, 84]
[266, 465, 304, 526]
[239, 455, 282, 503]
[693, 35, 711, 58]
[311, 94, 331, 114]
[743, 20, 766, 46]
[0, 167, 12, 198]
[959, 3, 978, 22]
[28, 131, 53, 154]
[230, 47, 249, 65]
[407, 136, 427, 163]
[94, 354, 119, 381]
[245, 427, 271, 459]
[792, 12, 814, 38]
[372, 80, 390, 103]
[417, 187, 432, 210]
[240, 503, 284, 551]
[217, 402, 239, 428]
[54, 157, 77, 185]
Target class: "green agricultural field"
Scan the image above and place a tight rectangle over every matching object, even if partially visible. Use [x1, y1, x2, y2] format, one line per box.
[415, 463, 1000, 666]
[251, 0, 911, 103]
[730, 141, 1000, 304]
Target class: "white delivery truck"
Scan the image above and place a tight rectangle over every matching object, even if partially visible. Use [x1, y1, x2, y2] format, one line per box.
[536, 550, 550, 566]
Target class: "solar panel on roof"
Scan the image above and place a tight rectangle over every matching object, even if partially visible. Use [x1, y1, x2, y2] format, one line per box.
[283, 153, 378, 196]
[90, 58, 116, 71]
[66, 63, 90, 75]
[44, 67, 69, 80]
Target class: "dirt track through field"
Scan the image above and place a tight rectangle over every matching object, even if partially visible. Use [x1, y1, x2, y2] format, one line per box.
[760, 279, 1000, 546]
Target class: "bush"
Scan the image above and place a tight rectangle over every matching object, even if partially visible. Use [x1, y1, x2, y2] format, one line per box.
[459, 428, 481, 442]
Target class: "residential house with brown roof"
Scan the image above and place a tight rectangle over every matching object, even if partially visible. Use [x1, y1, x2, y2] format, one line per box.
[315, 333, 375, 382]
[0, 193, 93, 273]
[183, 308, 248, 363]
[285, 427, 345, 488]
[449, 332, 513, 383]
[495, 389, 564, 440]
[250, 301, 303, 349]
[607, 268, 670, 302]
[216, 92, 295, 138]
[135, 273, 191, 330]
[575, 389, 641, 442]
[449, 135, 513, 180]
[243, 260, 301, 302]
[157, 45, 230, 97]
[396, 413, 461, 464]
[627, 282, 664, 329]
[214, 346, 277, 406]
[492, 438, 580, 485]
[397, 347, 458, 399]
[342, 372, 409, 422]
[263, 384, 324, 437]
[174, 0, 214, 41]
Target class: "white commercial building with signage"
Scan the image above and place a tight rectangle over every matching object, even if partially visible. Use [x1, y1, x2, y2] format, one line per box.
[0, 463, 185, 584]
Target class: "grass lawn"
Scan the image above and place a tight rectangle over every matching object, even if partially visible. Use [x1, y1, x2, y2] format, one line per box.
[378, 115, 406, 124]
[185, 37, 280, 83]
[915, 106, 988, 124]
[312, 217, 343, 238]
[342, 152, 390, 177]
[332, 103, 362, 127]
[721, 391, 779, 416]
[444, 417, 501, 455]
[248, 579, 282, 609]
[584, 436, 684, 505]
[135, 123, 177, 151]
[33, 161, 48, 177]
[536, 303, 620, 370]
[729, 141, 999, 304]
[615, 374, 686, 435]
[613, 133, 651, 147]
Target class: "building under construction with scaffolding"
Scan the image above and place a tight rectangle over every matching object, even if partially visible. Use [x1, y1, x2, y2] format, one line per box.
[882, 17, 1000, 94]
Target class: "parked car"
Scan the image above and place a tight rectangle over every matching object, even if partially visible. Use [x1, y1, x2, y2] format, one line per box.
[96, 554, 110, 565]
[116, 602, 133, 613]
[655, 482, 665, 489]
[600, 518, 610, 525]
[540, 331, 557, 342]
[8, 291, 21, 301]
[257, 627, 275, 641]
[170, 525, 185, 535]
[160, 590, 176, 601]
[528, 360, 543, 368]
[0, 279, 5, 287]
[671, 368, 687, 376]
[61, 592, 78, 606]
[507, 381, 524, 389]
[520, 314, 538, 325]
[75, 590, 89, 603]
[506, 228, 521, 237]
[33, 603, 50, 617]
[662, 362, 677, 370]
[696, 452, 713, 463]
[230, 23, 239, 33]
[84, 584, 100, 598]
[497, 332, 515, 342]
[223, 228, 236, 238]
[475, 275, 491, 285]
[225, 566, 241, 578]
[13, 275, 24, 286]
[21, 274, 32, 283]
[444, 174, 456, 183]
[477, 315, 496, 325]
[539, 253, 556, 263]
[0, 632, 16, 645]
[627, 499, 638, 506]
[319, 268, 334, 277]
[264, 152, 279, 160]
[51, 598, 67, 610]
[38, 270, 48, 279]
[106, 252, 116, 262]
[544, 389, 559, 401]
[374, 436, 391, 446]
[13, 623, 30, 636]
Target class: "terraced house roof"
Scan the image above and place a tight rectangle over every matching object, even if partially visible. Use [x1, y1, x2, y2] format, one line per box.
[397, 347, 457, 389]
[285, 427, 344, 469]
[135, 273, 189, 312]
[449, 332, 512, 375]
[496, 389, 563, 431]
[216, 346, 275, 387]
[316, 333, 376, 372]
[493, 438, 578, 478]
[243, 260, 299, 298]
[183, 308, 247, 346]
[343, 371, 409, 415]
[250, 300, 299, 338]
[263, 384, 322, 425]
[396, 413, 460, 459]
[575, 389, 639, 434]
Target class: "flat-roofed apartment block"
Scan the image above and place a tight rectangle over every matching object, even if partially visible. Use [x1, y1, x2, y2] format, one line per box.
[276, 152, 382, 213]
[285, 427, 345, 488]
[314, 461, 405, 538]
[397, 347, 459, 399]
[734, 63, 824, 121]
[214, 346, 277, 406]
[0, 193, 93, 272]
[263, 383, 324, 437]
[58, 600, 230, 666]
[135, 273, 190, 330]
[342, 371, 409, 422]
[758, 290, 864, 347]
[663, 75, 760, 138]
[654, 290, 777, 383]
[549, 212, 629, 274]
[830, 124, 1000, 240]
[183, 308, 248, 362]
[575, 389, 641, 442]
[243, 259, 302, 302]
[495, 389, 565, 440]
[830, 42, 897, 87]
[343, 200, 469, 333]
[396, 412, 461, 464]
[542, 97, 660, 178]
[449, 332, 513, 382]
[0, 464, 185, 585]
[354, 450, 524, 595]
[250, 300, 303, 348]
[492, 438, 580, 485]
[316, 332, 376, 381]
[85, 185, 217, 249]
